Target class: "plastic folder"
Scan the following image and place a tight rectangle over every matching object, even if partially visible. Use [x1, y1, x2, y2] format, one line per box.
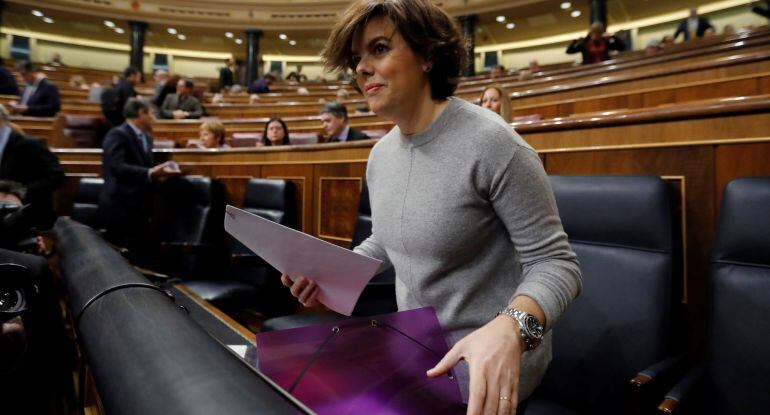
[256, 307, 465, 414]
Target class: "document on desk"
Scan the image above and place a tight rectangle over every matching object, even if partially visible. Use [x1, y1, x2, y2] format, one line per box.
[224, 205, 382, 316]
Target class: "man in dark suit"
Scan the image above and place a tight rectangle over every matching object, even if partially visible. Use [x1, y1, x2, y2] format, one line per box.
[98, 98, 180, 248]
[320, 102, 370, 143]
[674, 7, 714, 41]
[9, 61, 61, 117]
[159, 78, 204, 119]
[0, 58, 19, 96]
[102, 66, 140, 127]
[218, 58, 235, 91]
[0, 104, 64, 228]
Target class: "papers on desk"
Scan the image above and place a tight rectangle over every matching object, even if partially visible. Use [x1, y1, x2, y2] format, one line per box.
[224, 205, 382, 316]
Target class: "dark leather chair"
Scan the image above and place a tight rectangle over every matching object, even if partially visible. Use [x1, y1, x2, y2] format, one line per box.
[185, 179, 298, 315]
[525, 175, 682, 415]
[71, 178, 104, 229]
[63, 115, 102, 148]
[261, 179, 397, 332]
[659, 177, 770, 415]
[153, 176, 227, 279]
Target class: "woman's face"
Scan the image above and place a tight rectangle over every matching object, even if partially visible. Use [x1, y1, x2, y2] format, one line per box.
[352, 16, 429, 118]
[199, 128, 219, 148]
[267, 121, 286, 144]
[481, 88, 502, 114]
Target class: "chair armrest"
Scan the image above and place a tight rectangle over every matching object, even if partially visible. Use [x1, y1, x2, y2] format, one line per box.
[133, 265, 170, 283]
[631, 354, 689, 389]
[657, 362, 706, 414]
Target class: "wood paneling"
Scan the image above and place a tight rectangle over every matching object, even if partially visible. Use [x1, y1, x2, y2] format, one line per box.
[714, 142, 770, 214]
[263, 164, 315, 233]
[314, 163, 366, 246]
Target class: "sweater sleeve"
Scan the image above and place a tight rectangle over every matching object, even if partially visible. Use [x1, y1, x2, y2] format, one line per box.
[488, 145, 582, 330]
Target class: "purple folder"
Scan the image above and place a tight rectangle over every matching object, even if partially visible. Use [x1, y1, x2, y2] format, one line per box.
[256, 307, 465, 414]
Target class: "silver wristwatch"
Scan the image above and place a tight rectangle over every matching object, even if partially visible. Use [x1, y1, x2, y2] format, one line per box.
[497, 308, 544, 351]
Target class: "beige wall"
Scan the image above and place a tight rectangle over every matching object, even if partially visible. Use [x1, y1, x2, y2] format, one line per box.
[172, 56, 223, 79]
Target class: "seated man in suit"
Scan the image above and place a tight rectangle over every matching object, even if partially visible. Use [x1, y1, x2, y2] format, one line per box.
[8, 61, 61, 117]
[98, 99, 180, 250]
[320, 102, 369, 143]
[159, 78, 204, 119]
[0, 104, 64, 229]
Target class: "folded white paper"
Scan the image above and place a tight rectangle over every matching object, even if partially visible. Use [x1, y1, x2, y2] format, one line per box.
[224, 205, 382, 316]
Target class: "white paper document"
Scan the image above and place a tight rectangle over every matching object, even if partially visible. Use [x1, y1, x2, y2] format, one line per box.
[224, 205, 382, 316]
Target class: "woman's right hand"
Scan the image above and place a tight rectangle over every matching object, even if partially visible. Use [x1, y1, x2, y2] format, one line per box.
[281, 274, 320, 307]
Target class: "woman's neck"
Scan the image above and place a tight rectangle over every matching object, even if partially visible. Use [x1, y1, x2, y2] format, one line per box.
[394, 89, 450, 135]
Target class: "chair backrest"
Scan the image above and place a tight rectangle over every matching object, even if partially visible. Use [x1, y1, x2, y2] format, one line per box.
[63, 115, 102, 148]
[707, 177, 770, 415]
[537, 175, 679, 413]
[71, 177, 104, 228]
[231, 133, 261, 147]
[289, 133, 319, 145]
[241, 178, 298, 229]
[160, 176, 225, 245]
[350, 180, 397, 316]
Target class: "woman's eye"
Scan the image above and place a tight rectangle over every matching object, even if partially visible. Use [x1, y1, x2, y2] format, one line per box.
[373, 44, 388, 54]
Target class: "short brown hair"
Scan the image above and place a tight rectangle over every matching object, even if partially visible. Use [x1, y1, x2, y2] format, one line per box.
[322, 0, 467, 100]
[200, 120, 226, 145]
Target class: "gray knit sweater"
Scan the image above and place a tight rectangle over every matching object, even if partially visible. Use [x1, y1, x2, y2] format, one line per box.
[353, 97, 582, 402]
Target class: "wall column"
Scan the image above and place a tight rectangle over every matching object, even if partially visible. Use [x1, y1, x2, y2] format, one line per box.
[590, 0, 608, 27]
[129, 21, 147, 82]
[458, 15, 477, 77]
[245, 29, 263, 86]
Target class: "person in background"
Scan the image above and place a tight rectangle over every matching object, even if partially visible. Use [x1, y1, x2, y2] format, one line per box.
[702, 27, 716, 38]
[102, 66, 140, 127]
[319, 101, 369, 143]
[287, 65, 307, 82]
[261, 117, 290, 146]
[248, 94, 260, 104]
[518, 70, 533, 82]
[336, 88, 351, 102]
[99, 98, 181, 250]
[661, 34, 675, 48]
[645, 39, 663, 55]
[722, 24, 736, 35]
[479, 84, 512, 123]
[567, 22, 626, 65]
[528, 59, 540, 73]
[46, 52, 66, 67]
[151, 69, 169, 103]
[0, 57, 19, 96]
[674, 7, 714, 41]
[0, 104, 64, 229]
[283, 1, 581, 413]
[188, 120, 230, 149]
[219, 58, 235, 91]
[248, 73, 276, 94]
[69, 75, 90, 90]
[9, 61, 61, 117]
[159, 78, 203, 119]
[152, 75, 179, 109]
[489, 65, 506, 79]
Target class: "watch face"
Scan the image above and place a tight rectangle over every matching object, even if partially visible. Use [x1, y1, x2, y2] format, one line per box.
[525, 315, 544, 338]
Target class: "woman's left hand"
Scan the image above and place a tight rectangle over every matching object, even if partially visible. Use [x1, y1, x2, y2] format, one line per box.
[427, 316, 523, 415]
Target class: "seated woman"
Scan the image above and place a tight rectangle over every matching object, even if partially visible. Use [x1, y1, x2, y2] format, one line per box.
[479, 84, 512, 123]
[188, 120, 230, 149]
[282, 0, 581, 413]
[261, 117, 290, 146]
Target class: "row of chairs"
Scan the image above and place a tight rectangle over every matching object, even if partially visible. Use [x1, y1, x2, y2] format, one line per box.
[70, 175, 770, 414]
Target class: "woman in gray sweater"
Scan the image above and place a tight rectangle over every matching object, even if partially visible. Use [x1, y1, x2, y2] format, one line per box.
[282, 0, 582, 413]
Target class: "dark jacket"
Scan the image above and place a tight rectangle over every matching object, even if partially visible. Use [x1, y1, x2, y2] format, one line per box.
[248, 79, 270, 94]
[0, 67, 19, 96]
[327, 126, 370, 143]
[21, 78, 61, 117]
[566, 35, 626, 65]
[674, 17, 714, 41]
[0, 130, 65, 225]
[219, 67, 234, 91]
[159, 94, 204, 119]
[102, 78, 137, 126]
[98, 122, 154, 232]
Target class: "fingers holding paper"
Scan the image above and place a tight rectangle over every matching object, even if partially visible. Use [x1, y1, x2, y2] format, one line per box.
[426, 316, 523, 415]
[281, 274, 320, 307]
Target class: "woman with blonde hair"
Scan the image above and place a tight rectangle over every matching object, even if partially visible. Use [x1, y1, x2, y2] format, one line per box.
[189, 120, 229, 149]
[281, 0, 581, 412]
[479, 84, 512, 123]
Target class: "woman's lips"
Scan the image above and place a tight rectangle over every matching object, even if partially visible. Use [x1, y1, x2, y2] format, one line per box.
[364, 84, 384, 95]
